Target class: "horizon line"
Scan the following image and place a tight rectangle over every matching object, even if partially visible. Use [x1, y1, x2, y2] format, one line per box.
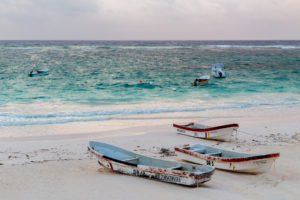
[0, 39, 300, 42]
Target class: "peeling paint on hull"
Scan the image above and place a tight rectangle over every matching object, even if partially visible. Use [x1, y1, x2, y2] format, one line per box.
[97, 158, 212, 186]
[88, 142, 215, 187]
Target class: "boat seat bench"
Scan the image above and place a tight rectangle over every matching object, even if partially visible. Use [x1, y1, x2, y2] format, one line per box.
[190, 148, 206, 154]
[205, 151, 222, 157]
[190, 148, 222, 157]
[168, 165, 183, 170]
[123, 157, 140, 162]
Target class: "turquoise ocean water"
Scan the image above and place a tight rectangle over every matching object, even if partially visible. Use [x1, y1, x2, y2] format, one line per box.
[0, 40, 299, 126]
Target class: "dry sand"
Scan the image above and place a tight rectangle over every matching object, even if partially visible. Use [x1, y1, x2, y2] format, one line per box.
[0, 105, 300, 200]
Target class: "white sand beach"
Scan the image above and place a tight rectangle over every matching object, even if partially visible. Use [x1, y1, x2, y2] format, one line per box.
[1, 105, 300, 200]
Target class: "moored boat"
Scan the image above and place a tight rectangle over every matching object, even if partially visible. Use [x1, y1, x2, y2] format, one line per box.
[88, 141, 215, 187]
[173, 122, 239, 141]
[28, 68, 49, 77]
[175, 144, 280, 174]
[191, 75, 210, 86]
[211, 63, 226, 78]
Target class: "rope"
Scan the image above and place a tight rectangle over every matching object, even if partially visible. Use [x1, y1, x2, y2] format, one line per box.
[236, 129, 254, 136]
[236, 129, 262, 139]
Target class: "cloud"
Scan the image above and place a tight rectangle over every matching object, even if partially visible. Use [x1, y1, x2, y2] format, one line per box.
[0, 0, 99, 39]
[1, 0, 98, 15]
[94, 0, 300, 39]
[0, 0, 299, 39]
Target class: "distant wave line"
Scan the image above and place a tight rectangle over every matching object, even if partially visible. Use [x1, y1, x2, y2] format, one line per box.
[206, 45, 300, 49]
[2, 44, 300, 51]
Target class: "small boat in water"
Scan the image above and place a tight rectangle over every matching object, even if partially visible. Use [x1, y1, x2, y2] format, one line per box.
[88, 141, 215, 186]
[173, 122, 239, 141]
[212, 63, 226, 78]
[191, 75, 210, 86]
[28, 68, 49, 77]
[175, 144, 280, 174]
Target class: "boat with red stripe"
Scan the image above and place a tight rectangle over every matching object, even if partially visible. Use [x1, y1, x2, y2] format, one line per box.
[173, 122, 239, 141]
[175, 144, 280, 174]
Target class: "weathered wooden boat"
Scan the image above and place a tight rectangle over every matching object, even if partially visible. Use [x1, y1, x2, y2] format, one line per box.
[28, 68, 49, 77]
[173, 122, 239, 141]
[88, 141, 215, 186]
[175, 144, 280, 174]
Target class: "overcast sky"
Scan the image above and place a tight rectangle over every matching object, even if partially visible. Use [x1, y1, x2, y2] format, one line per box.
[0, 0, 299, 40]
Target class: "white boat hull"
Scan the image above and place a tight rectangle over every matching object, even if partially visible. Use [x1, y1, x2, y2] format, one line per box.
[212, 71, 226, 78]
[95, 155, 212, 186]
[88, 142, 215, 187]
[175, 150, 278, 174]
[175, 126, 236, 141]
[211, 64, 226, 78]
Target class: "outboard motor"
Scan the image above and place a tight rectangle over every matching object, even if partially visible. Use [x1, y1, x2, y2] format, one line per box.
[218, 72, 223, 78]
[193, 79, 198, 86]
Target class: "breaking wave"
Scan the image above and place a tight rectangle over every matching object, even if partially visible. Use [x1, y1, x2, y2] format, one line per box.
[0, 101, 298, 126]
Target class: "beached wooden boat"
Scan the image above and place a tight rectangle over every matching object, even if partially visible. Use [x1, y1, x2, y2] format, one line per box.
[88, 141, 215, 186]
[175, 144, 280, 174]
[173, 122, 239, 141]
